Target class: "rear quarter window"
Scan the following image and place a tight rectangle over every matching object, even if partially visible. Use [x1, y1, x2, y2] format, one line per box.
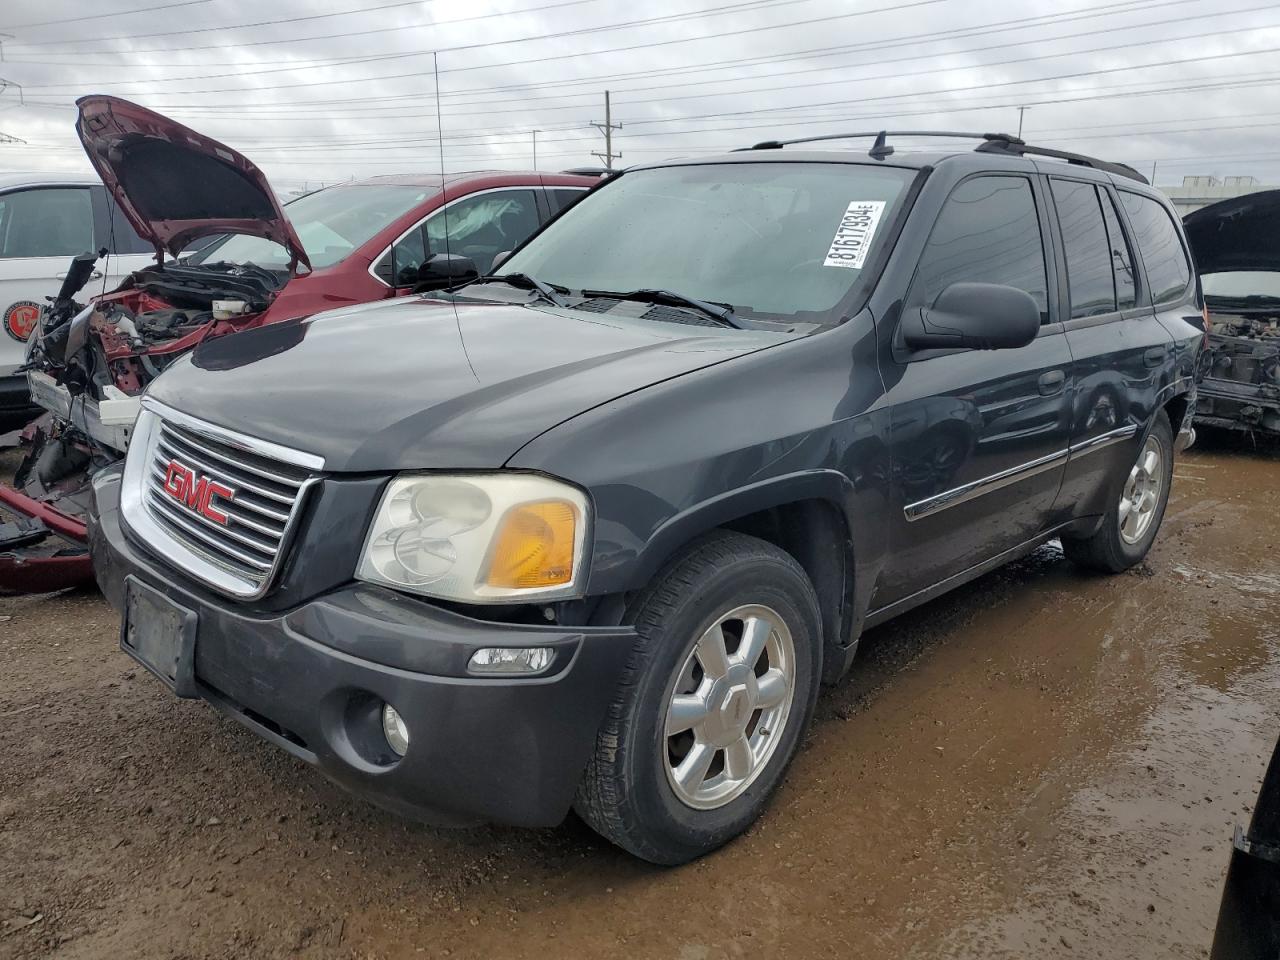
[1119, 191, 1192, 304]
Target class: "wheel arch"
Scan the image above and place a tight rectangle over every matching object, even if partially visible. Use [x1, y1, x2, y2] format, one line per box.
[1163, 390, 1191, 438]
[616, 470, 860, 685]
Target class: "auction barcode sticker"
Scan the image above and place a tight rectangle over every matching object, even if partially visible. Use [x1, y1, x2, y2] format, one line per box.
[823, 200, 886, 270]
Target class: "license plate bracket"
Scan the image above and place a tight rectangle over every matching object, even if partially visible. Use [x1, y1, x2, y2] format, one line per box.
[121, 577, 198, 698]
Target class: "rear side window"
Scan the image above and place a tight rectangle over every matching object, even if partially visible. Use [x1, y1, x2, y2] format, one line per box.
[1100, 190, 1137, 309]
[424, 189, 540, 275]
[549, 188, 587, 214]
[1050, 179, 1114, 318]
[910, 175, 1050, 322]
[1120, 192, 1191, 304]
[0, 187, 94, 259]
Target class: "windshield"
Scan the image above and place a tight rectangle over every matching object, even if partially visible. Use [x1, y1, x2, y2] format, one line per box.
[1202, 271, 1280, 301]
[499, 162, 914, 321]
[189, 183, 434, 270]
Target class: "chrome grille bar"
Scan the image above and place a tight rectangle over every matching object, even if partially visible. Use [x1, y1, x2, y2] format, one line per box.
[126, 399, 324, 599]
[156, 433, 299, 505]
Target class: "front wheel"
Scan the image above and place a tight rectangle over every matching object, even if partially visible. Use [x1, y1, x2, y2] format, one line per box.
[1062, 409, 1174, 573]
[574, 531, 822, 864]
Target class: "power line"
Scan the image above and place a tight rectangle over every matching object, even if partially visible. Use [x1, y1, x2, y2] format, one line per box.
[7, 0, 815, 55]
[615, 42, 1280, 129]
[0, 0, 212, 31]
[0, 0, 1204, 81]
[22, 0, 1224, 106]
[5, 0, 451, 47]
[25, 65, 1280, 160]
[197, 13, 1280, 122]
[26, 16, 1273, 136]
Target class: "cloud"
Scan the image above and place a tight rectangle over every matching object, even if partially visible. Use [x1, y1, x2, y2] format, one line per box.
[1, 0, 1278, 191]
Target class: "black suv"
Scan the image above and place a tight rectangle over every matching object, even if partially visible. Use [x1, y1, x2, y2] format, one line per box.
[89, 132, 1203, 864]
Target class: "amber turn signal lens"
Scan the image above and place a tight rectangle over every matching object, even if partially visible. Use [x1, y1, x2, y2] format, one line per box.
[484, 500, 578, 589]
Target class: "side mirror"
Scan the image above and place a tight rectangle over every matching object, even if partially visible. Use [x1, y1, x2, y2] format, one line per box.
[901, 282, 1041, 351]
[490, 250, 512, 272]
[414, 253, 479, 292]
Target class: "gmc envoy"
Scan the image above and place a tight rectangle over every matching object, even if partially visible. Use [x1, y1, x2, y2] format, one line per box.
[89, 131, 1204, 864]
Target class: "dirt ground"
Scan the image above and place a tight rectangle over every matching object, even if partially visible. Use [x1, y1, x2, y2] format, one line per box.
[1, 430, 1277, 960]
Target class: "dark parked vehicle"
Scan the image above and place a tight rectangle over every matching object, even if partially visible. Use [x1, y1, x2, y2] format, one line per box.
[1183, 189, 1280, 436]
[0, 95, 596, 593]
[1211, 734, 1280, 959]
[89, 132, 1203, 864]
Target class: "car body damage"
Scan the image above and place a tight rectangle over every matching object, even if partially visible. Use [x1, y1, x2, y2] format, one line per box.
[1183, 190, 1280, 435]
[0, 95, 597, 593]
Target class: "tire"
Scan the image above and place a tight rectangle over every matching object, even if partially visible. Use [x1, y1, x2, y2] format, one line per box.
[1062, 409, 1174, 573]
[574, 531, 822, 865]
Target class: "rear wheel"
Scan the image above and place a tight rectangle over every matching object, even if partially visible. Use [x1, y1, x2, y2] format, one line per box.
[574, 531, 821, 864]
[1062, 410, 1174, 573]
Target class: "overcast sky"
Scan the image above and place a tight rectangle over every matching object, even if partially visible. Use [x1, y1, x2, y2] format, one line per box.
[0, 0, 1278, 193]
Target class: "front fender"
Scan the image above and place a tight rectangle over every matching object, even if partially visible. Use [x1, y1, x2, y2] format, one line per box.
[625, 469, 856, 589]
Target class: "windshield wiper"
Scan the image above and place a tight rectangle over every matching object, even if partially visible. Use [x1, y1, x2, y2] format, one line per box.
[472, 272, 570, 308]
[581, 288, 743, 328]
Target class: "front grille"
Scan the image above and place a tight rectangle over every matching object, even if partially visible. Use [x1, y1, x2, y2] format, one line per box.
[141, 415, 313, 594]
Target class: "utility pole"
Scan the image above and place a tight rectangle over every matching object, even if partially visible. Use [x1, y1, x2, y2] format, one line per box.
[532, 129, 540, 168]
[1016, 105, 1029, 138]
[591, 90, 622, 170]
[0, 77, 23, 105]
[1150, 159, 1158, 186]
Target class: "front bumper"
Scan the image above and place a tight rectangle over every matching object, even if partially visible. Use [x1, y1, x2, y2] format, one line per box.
[1196, 376, 1280, 434]
[89, 468, 636, 828]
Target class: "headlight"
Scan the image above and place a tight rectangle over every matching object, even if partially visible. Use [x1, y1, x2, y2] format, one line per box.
[356, 473, 590, 603]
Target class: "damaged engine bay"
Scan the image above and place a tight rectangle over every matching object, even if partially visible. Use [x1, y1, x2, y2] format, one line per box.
[1199, 307, 1280, 434]
[1, 251, 286, 592]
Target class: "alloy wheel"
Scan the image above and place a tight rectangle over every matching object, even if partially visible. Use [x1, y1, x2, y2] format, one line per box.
[1119, 435, 1163, 545]
[662, 604, 796, 810]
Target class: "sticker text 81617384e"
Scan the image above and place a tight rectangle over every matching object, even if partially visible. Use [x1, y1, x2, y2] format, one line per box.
[823, 200, 886, 270]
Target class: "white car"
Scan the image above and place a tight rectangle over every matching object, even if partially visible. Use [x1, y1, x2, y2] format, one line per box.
[0, 172, 154, 430]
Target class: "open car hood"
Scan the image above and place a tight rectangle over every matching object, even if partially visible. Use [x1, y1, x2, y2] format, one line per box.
[1183, 189, 1280, 276]
[75, 95, 311, 271]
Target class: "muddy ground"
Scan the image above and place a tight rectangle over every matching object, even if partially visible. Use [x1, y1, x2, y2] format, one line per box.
[1, 430, 1277, 960]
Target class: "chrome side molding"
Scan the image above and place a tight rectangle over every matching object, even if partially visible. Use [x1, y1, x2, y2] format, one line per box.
[903, 424, 1140, 522]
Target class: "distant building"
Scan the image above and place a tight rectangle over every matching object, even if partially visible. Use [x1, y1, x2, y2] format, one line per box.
[1161, 175, 1276, 215]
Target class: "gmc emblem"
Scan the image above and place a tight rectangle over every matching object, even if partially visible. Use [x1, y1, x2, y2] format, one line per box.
[162, 459, 235, 525]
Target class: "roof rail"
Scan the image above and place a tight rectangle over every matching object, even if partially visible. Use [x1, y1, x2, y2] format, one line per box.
[561, 165, 612, 177]
[742, 130, 1148, 184]
[974, 139, 1148, 183]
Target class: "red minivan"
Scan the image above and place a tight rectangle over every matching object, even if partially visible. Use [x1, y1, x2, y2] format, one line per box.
[0, 95, 599, 592]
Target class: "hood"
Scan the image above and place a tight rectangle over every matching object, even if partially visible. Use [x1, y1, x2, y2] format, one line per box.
[1183, 189, 1280, 276]
[148, 298, 797, 471]
[75, 95, 311, 271]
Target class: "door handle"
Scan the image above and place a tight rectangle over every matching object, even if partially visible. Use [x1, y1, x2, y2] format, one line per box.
[1143, 346, 1166, 367]
[56, 270, 103, 281]
[1037, 370, 1066, 395]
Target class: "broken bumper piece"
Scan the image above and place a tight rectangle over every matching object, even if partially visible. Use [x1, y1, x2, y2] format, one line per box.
[0, 483, 92, 594]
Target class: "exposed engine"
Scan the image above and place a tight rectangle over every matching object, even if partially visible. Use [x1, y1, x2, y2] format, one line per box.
[1200, 308, 1280, 434]
[3, 252, 287, 576]
[25, 254, 283, 403]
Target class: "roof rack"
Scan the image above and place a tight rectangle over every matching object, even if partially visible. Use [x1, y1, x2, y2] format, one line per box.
[743, 130, 1149, 184]
[561, 165, 612, 177]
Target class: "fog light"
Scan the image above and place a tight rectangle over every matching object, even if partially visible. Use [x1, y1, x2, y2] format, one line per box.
[468, 647, 554, 674]
[381, 703, 410, 756]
